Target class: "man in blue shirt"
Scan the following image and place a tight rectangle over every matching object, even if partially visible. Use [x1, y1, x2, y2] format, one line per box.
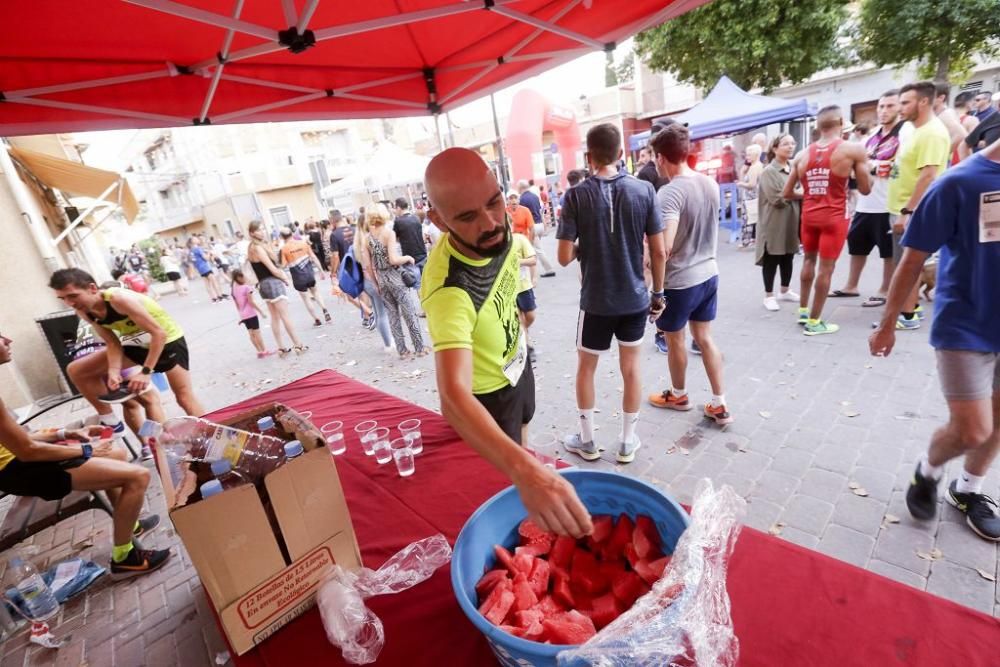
[870, 138, 1000, 541]
[557, 123, 667, 464]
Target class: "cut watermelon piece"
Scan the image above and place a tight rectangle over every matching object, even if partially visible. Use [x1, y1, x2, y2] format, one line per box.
[589, 592, 620, 629]
[633, 516, 660, 556]
[483, 588, 515, 625]
[475, 569, 509, 601]
[606, 514, 634, 560]
[528, 558, 550, 598]
[611, 570, 649, 608]
[598, 559, 627, 582]
[494, 545, 517, 573]
[518, 519, 555, 547]
[541, 615, 597, 645]
[549, 535, 576, 570]
[512, 572, 539, 612]
[500, 624, 525, 638]
[571, 547, 608, 595]
[516, 543, 550, 558]
[552, 567, 575, 609]
[513, 552, 535, 577]
[634, 555, 671, 586]
[514, 609, 543, 629]
[534, 594, 565, 616]
[623, 542, 641, 569]
[522, 620, 545, 641]
[590, 515, 614, 543]
[563, 609, 597, 636]
[478, 576, 511, 617]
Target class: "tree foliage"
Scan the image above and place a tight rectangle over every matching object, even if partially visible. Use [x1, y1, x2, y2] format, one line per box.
[634, 0, 850, 92]
[856, 0, 1000, 83]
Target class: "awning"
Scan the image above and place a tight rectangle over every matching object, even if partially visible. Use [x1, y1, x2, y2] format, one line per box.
[0, 0, 712, 137]
[8, 147, 139, 222]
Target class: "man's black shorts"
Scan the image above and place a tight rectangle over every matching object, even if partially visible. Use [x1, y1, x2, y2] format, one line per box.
[847, 212, 893, 259]
[123, 337, 190, 373]
[0, 457, 88, 501]
[292, 277, 317, 292]
[577, 310, 646, 353]
[475, 362, 535, 444]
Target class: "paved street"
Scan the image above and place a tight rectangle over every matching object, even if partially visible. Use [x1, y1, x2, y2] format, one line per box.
[1, 233, 997, 665]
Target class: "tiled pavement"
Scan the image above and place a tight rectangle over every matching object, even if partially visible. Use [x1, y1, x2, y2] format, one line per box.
[1, 235, 996, 665]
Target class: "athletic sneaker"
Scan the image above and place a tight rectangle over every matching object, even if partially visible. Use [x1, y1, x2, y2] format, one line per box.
[563, 434, 600, 461]
[914, 304, 926, 321]
[763, 296, 779, 312]
[140, 445, 153, 461]
[797, 308, 809, 325]
[896, 315, 920, 330]
[653, 333, 668, 355]
[617, 436, 642, 464]
[803, 321, 839, 336]
[778, 290, 800, 302]
[111, 547, 171, 579]
[704, 402, 734, 425]
[905, 463, 939, 520]
[690, 340, 701, 355]
[323, 309, 332, 323]
[946, 480, 1000, 541]
[648, 390, 692, 411]
[313, 318, 322, 327]
[132, 515, 160, 538]
[98, 384, 153, 404]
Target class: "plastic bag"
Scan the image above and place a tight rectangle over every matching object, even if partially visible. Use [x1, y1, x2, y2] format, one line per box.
[316, 534, 452, 664]
[558, 479, 747, 667]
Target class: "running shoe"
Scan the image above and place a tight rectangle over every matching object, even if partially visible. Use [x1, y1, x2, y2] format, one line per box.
[905, 463, 939, 521]
[653, 332, 668, 355]
[946, 480, 1000, 541]
[896, 315, 921, 330]
[763, 297, 780, 311]
[803, 320, 839, 336]
[132, 515, 160, 539]
[563, 434, 600, 461]
[323, 309, 332, 323]
[914, 304, 926, 321]
[778, 290, 800, 302]
[704, 402, 734, 425]
[313, 318, 322, 327]
[648, 389, 692, 411]
[140, 445, 153, 461]
[690, 340, 701, 355]
[616, 436, 642, 464]
[111, 547, 171, 579]
[797, 308, 809, 325]
[98, 385, 153, 404]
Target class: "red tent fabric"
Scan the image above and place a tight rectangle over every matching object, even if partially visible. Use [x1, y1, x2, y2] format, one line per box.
[0, 0, 710, 137]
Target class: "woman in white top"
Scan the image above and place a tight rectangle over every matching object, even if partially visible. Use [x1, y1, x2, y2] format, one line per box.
[159, 248, 188, 296]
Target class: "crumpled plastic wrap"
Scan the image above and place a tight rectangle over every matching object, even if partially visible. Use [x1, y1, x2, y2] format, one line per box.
[557, 479, 747, 667]
[316, 534, 452, 664]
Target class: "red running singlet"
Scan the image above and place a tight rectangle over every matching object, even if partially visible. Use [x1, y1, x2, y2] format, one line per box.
[800, 139, 850, 259]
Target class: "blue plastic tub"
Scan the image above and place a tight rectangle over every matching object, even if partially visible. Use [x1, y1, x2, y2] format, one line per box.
[451, 470, 690, 667]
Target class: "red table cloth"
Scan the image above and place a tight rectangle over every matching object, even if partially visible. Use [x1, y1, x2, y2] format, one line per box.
[208, 370, 999, 666]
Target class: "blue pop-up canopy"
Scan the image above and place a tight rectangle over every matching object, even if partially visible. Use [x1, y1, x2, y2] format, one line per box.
[629, 75, 816, 150]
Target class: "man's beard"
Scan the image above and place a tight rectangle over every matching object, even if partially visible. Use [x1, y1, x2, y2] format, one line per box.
[448, 221, 510, 258]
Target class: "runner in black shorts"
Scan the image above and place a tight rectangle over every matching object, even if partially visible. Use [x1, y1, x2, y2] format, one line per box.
[0, 332, 170, 577]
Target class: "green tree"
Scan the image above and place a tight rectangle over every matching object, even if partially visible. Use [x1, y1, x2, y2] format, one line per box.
[856, 0, 1000, 83]
[634, 0, 850, 92]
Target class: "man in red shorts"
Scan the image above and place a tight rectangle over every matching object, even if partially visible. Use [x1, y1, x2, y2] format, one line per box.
[784, 106, 871, 335]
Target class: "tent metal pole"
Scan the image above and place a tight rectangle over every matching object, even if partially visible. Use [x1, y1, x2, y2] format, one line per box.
[123, 0, 275, 40]
[490, 93, 509, 192]
[434, 115, 444, 152]
[7, 97, 186, 125]
[199, 0, 246, 123]
[53, 180, 119, 246]
[280, 0, 298, 27]
[213, 92, 328, 122]
[440, 64, 498, 105]
[445, 112, 456, 148]
[506, 48, 592, 63]
[503, 0, 583, 57]
[490, 6, 605, 49]
[6, 70, 169, 99]
[336, 93, 426, 109]
[296, 0, 321, 33]
[73, 206, 118, 247]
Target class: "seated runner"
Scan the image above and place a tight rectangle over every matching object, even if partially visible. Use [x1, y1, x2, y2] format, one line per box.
[0, 332, 169, 577]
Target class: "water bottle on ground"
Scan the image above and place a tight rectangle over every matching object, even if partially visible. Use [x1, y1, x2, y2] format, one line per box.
[6, 558, 59, 621]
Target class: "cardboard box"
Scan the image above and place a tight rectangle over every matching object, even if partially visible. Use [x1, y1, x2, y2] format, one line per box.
[160, 408, 362, 655]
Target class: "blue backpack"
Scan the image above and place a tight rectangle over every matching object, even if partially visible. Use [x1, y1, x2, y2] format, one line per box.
[337, 245, 365, 298]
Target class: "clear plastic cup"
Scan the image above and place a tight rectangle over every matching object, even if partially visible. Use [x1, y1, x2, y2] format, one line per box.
[371, 428, 392, 464]
[530, 433, 559, 469]
[322, 421, 346, 455]
[391, 437, 415, 477]
[398, 419, 423, 455]
[299, 411, 313, 421]
[355, 420, 378, 456]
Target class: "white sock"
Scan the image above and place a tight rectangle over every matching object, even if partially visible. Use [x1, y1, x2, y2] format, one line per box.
[670, 387, 687, 397]
[621, 412, 639, 444]
[919, 455, 944, 481]
[578, 409, 594, 443]
[99, 413, 121, 426]
[710, 394, 726, 408]
[956, 470, 985, 494]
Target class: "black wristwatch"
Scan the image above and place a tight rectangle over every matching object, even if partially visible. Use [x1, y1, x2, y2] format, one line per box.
[900, 207, 914, 215]
[140, 366, 152, 375]
[81, 443, 93, 459]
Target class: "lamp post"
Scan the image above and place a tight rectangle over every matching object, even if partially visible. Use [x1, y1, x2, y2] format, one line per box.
[490, 93, 509, 192]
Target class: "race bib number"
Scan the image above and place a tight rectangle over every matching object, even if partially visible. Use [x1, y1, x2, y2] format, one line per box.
[980, 191, 1000, 243]
[502, 333, 527, 387]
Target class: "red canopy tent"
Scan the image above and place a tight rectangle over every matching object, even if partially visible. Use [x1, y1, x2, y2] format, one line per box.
[0, 0, 710, 137]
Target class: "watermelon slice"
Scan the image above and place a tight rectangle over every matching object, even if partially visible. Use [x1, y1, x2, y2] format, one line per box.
[552, 567, 575, 609]
[500, 624, 525, 638]
[571, 548, 608, 595]
[512, 572, 539, 612]
[494, 545, 517, 573]
[483, 588, 515, 625]
[541, 613, 597, 644]
[528, 557, 550, 598]
[611, 570, 650, 608]
[519, 519, 555, 548]
[514, 609, 543, 629]
[513, 552, 535, 577]
[589, 592, 620, 629]
[475, 569, 509, 601]
[623, 542, 641, 569]
[605, 514, 634, 560]
[516, 543, 550, 558]
[549, 535, 576, 570]
[634, 555, 671, 586]
[590, 514, 614, 543]
[534, 594, 565, 616]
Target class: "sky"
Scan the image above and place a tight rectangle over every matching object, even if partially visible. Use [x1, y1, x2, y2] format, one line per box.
[74, 42, 632, 171]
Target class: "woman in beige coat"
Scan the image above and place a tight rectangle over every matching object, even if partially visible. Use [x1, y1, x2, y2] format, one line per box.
[756, 134, 801, 311]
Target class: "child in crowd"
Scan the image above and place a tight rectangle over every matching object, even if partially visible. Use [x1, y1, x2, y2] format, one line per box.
[230, 270, 272, 358]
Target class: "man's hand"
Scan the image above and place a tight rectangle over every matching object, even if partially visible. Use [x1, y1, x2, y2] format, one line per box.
[892, 214, 909, 235]
[64, 425, 106, 442]
[649, 294, 665, 322]
[512, 464, 593, 538]
[869, 323, 897, 358]
[106, 370, 123, 391]
[127, 372, 151, 395]
[91, 441, 116, 458]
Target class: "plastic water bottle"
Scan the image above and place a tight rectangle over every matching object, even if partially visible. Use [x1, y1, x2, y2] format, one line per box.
[160, 416, 286, 483]
[210, 459, 246, 490]
[7, 559, 59, 621]
[200, 479, 224, 499]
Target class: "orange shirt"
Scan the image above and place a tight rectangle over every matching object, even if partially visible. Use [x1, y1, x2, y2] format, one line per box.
[508, 204, 534, 240]
[279, 239, 312, 266]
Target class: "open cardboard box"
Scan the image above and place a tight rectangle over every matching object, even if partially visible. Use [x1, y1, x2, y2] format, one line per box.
[155, 404, 362, 655]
